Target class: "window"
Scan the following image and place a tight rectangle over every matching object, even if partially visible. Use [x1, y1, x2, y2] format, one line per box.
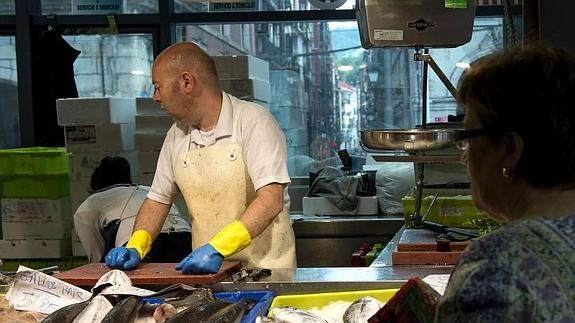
[41, 0, 159, 15]
[0, 0, 14, 14]
[63, 34, 154, 97]
[176, 17, 505, 176]
[0, 36, 18, 148]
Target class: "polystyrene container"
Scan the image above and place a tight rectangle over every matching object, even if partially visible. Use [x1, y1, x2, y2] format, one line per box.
[215, 290, 274, 323]
[268, 289, 399, 316]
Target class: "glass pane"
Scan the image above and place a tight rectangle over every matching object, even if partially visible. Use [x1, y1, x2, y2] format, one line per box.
[63, 34, 153, 97]
[175, 0, 352, 12]
[42, 0, 158, 15]
[176, 17, 506, 175]
[0, 36, 19, 148]
[0, 0, 14, 14]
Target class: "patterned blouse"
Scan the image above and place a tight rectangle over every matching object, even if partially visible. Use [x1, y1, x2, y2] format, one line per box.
[435, 215, 575, 323]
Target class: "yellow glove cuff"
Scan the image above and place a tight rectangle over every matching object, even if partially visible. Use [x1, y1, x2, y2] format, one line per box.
[125, 230, 152, 259]
[210, 221, 252, 258]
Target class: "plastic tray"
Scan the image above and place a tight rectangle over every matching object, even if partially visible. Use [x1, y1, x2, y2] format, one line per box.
[268, 289, 399, 316]
[215, 290, 275, 323]
[0, 147, 68, 176]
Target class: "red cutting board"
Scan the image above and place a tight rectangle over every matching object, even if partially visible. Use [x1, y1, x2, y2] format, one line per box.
[397, 229, 470, 251]
[53, 262, 241, 286]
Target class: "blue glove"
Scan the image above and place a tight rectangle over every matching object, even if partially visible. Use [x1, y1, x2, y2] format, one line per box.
[175, 244, 223, 274]
[105, 247, 141, 270]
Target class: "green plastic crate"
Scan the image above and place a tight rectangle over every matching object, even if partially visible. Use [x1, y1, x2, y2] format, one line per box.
[402, 194, 487, 228]
[0, 147, 68, 176]
[0, 174, 70, 198]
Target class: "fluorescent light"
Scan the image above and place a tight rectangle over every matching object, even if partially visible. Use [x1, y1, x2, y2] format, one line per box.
[455, 62, 470, 69]
[130, 70, 145, 75]
[337, 65, 354, 72]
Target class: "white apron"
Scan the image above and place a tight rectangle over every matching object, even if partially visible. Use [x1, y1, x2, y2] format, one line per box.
[174, 112, 296, 269]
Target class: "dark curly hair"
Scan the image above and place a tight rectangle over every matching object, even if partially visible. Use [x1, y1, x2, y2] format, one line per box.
[458, 45, 575, 187]
[90, 156, 133, 191]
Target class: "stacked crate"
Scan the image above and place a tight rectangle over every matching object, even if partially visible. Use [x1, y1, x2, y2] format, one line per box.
[0, 148, 72, 258]
[56, 97, 137, 256]
[213, 55, 271, 107]
[134, 98, 188, 218]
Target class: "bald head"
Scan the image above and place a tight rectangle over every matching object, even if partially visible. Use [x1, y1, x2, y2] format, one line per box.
[155, 42, 220, 90]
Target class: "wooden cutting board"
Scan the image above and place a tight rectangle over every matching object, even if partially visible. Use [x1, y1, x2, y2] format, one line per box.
[53, 262, 241, 286]
[392, 250, 463, 266]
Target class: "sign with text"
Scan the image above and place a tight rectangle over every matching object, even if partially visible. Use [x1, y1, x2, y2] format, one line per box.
[72, 0, 123, 14]
[5, 266, 92, 314]
[209, 0, 259, 12]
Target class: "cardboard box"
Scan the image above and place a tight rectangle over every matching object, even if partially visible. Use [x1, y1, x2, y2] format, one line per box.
[56, 97, 136, 126]
[65, 123, 135, 153]
[68, 150, 138, 181]
[136, 97, 165, 116]
[2, 221, 70, 240]
[135, 132, 166, 151]
[135, 115, 174, 133]
[219, 78, 271, 103]
[1, 197, 71, 222]
[138, 151, 160, 174]
[0, 239, 71, 259]
[213, 55, 270, 82]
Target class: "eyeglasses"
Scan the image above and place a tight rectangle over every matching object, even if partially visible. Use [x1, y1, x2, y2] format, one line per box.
[454, 128, 501, 151]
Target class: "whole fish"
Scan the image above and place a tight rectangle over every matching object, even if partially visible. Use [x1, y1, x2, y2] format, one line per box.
[101, 295, 141, 323]
[167, 287, 216, 312]
[166, 299, 232, 323]
[343, 296, 382, 323]
[153, 303, 178, 323]
[92, 269, 133, 294]
[207, 298, 248, 323]
[271, 307, 328, 323]
[41, 300, 89, 323]
[73, 295, 113, 323]
[255, 316, 276, 323]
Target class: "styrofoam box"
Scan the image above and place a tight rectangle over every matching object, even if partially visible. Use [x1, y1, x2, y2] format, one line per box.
[56, 97, 136, 126]
[213, 55, 270, 83]
[139, 172, 155, 186]
[2, 221, 70, 240]
[135, 115, 174, 133]
[135, 132, 166, 151]
[72, 240, 87, 257]
[136, 97, 166, 116]
[65, 123, 135, 153]
[71, 228, 80, 242]
[138, 151, 160, 174]
[1, 197, 71, 222]
[69, 180, 91, 204]
[302, 196, 379, 216]
[0, 239, 71, 259]
[68, 150, 139, 182]
[219, 78, 271, 103]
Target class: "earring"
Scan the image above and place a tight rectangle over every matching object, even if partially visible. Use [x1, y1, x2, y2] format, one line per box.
[502, 167, 511, 178]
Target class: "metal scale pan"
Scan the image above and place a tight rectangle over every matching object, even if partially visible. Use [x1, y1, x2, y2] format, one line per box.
[361, 128, 461, 152]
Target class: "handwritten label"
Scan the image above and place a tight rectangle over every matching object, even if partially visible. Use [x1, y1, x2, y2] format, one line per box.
[5, 266, 92, 314]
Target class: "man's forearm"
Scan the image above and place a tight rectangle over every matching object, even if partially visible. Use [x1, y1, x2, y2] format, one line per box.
[133, 198, 171, 240]
[239, 183, 285, 238]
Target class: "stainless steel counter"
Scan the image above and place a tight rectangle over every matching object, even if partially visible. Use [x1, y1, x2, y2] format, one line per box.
[291, 215, 404, 267]
[212, 266, 452, 294]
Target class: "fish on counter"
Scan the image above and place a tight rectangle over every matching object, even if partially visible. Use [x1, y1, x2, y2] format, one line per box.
[101, 295, 141, 323]
[343, 296, 383, 323]
[41, 300, 90, 323]
[72, 295, 113, 323]
[269, 307, 329, 323]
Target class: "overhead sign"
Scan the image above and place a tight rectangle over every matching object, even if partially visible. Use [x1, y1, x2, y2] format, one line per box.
[72, 0, 123, 15]
[209, 0, 259, 11]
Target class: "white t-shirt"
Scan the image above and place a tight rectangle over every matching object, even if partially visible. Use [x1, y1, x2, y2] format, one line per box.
[74, 185, 190, 262]
[148, 92, 291, 209]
